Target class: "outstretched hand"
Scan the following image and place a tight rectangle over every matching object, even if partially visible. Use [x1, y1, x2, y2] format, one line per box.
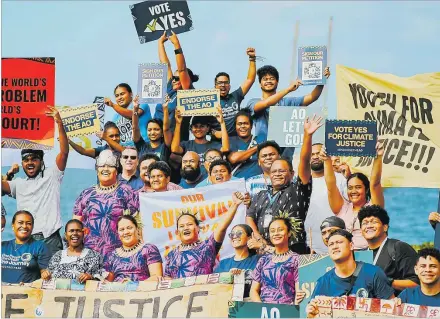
[376, 140, 385, 157]
[169, 31, 180, 46]
[288, 79, 303, 92]
[304, 114, 324, 135]
[159, 31, 168, 44]
[175, 109, 183, 124]
[215, 105, 224, 124]
[133, 95, 140, 112]
[45, 106, 62, 124]
[104, 97, 114, 108]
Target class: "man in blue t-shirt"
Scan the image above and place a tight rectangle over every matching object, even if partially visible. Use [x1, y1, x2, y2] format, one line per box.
[228, 111, 265, 179]
[306, 229, 394, 318]
[210, 48, 257, 138]
[246, 65, 330, 140]
[398, 248, 440, 307]
[104, 83, 151, 145]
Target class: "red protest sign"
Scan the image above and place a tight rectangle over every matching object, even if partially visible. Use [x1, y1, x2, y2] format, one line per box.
[1, 57, 55, 149]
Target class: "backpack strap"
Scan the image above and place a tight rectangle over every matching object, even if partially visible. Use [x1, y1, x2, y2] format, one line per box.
[345, 262, 364, 296]
[386, 238, 398, 262]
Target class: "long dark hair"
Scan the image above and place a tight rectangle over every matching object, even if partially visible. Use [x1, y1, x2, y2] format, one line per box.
[347, 173, 371, 202]
[231, 224, 256, 256]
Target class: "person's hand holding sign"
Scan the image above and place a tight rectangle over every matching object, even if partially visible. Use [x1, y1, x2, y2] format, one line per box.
[45, 106, 62, 124]
[104, 97, 115, 109]
[318, 145, 330, 162]
[133, 95, 140, 114]
[168, 31, 180, 47]
[288, 79, 303, 93]
[175, 109, 183, 125]
[215, 105, 225, 124]
[159, 31, 168, 44]
[376, 140, 385, 157]
[306, 298, 320, 318]
[323, 66, 331, 79]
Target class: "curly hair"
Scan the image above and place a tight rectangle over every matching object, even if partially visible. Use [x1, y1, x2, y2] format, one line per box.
[257, 65, 279, 83]
[358, 205, 390, 226]
[417, 248, 440, 264]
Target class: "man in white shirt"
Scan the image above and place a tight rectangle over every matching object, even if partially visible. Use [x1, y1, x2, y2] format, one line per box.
[304, 143, 347, 254]
[1, 107, 69, 256]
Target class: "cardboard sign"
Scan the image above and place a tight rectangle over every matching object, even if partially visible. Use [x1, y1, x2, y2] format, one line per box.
[58, 104, 100, 138]
[137, 63, 168, 104]
[1, 57, 55, 150]
[267, 106, 307, 147]
[177, 89, 220, 116]
[228, 301, 300, 318]
[298, 46, 327, 86]
[92, 96, 106, 147]
[325, 120, 377, 157]
[297, 251, 373, 317]
[130, 0, 193, 44]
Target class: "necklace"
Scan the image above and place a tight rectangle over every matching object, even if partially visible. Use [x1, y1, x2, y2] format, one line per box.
[116, 242, 143, 258]
[179, 241, 201, 251]
[95, 182, 118, 194]
[272, 250, 293, 263]
[121, 242, 141, 253]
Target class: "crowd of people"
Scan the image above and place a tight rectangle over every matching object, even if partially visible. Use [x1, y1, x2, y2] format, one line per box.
[1, 31, 439, 310]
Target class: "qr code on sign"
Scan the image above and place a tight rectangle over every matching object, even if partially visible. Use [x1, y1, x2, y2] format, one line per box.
[302, 61, 322, 80]
[142, 79, 162, 99]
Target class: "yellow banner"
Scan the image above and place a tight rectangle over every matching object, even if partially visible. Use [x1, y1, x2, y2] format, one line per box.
[336, 65, 440, 188]
[177, 89, 220, 116]
[1, 281, 233, 318]
[58, 104, 101, 138]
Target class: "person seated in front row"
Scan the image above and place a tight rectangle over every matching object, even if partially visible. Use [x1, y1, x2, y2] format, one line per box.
[214, 224, 259, 298]
[397, 248, 440, 306]
[45, 219, 107, 282]
[146, 161, 183, 193]
[179, 151, 204, 189]
[306, 229, 395, 318]
[1, 211, 51, 284]
[105, 216, 163, 282]
[164, 192, 245, 279]
[171, 106, 229, 163]
[250, 217, 304, 305]
[138, 153, 182, 192]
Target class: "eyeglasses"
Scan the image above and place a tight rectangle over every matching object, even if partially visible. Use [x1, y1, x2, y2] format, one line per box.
[228, 231, 243, 239]
[361, 220, 381, 227]
[122, 155, 137, 160]
[215, 81, 230, 86]
[206, 156, 222, 162]
[172, 76, 180, 82]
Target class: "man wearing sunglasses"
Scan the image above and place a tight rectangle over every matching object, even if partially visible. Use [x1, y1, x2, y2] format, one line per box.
[2, 106, 69, 257]
[118, 147, 143, 191]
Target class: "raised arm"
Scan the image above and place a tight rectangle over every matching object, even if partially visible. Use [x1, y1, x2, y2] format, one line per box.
[96, 131, 125, 153]
[298, 115, 323, 184]
[132, 95, 141, 143]
[158, 31, 173, 81]
[46, 106, 69, 171]
[240, 48, 257, 96]
[170, 109, 184, 155]
[227, 146, 257, 165]
[2, 180, 11, 195]
[215, 106, 230, 153]
[321, 147, 344, 214]
[302, 67, 330, 106]
[370, 141, 384, 208]
[68, 139, 96, 158]
[104, 97, 144, 120]
[168, 31, 191, 89]
[252, 80, 302, 113]
[214, 192, 244, 243]
[162, 97, 172, 147]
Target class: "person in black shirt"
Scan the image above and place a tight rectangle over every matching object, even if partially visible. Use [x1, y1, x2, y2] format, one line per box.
[359, 205, 419, 296]
[246, 115, 323, 254]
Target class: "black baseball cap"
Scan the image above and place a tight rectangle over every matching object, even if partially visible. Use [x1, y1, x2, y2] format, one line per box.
[21, 149, 44, 160]
[320, 216, 346, 231]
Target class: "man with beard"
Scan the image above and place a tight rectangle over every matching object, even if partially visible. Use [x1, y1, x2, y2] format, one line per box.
[228, 111, 265, 179]
[118, 147, 143, 191]
[359, 205, 419, 296]
[210, 48, 257, 138]
[245, 141, 282, 198]
[306, 230, 395, 318]
[398, 248, 440, 306]
[246, 65, 330, 140]
[2, 106, 69, 256]
[179, 151, 204, 189]
[304, 143, 347, 254]
[138, 153, 182, 192]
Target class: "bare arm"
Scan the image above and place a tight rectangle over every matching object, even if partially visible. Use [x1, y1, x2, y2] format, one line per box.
[169, 31, 191, 89]
[147, 262, 163, 280]
[392, 280, 418, 291]
[46, 107, 69, 171]
[214, 192, 244, 243]
[68, 139, 96, 158]
[170, 110, 184, 154]
[132, 95, 141, 143]
[227, 146, 257, 165]
[100, 133, 125, 153]
[253, 80, 302, 113]
[158, 32, 173, 81]
[162, 99, 172, 147]
[302, 67, 330, 106]
[321, 149, 344, 214]
[240, 48, 257, 96]
[246, 216, 260, 235]
[250, 281, 262, 302]
[2, 180, 11, 195]
[370, 142, 384, 208]
[298, 115, 323, 184]
[215, 106, 230, 153]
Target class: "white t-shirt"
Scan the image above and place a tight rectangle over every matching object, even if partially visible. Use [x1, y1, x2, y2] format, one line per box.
[8, 166, 64, 238]
[304, 172, 348, 254]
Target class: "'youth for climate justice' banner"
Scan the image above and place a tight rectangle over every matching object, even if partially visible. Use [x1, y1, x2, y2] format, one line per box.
[140, 179, 246, 259]
[1, 57, 55, 150]
[336, 65, 440, 188]
[177, 89, 220, 116]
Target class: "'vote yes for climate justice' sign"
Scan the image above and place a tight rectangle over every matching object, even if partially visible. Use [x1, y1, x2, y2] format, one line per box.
[177, 89, 220, 117]
[267, 106, 307, 147]
[130, 0, 193, 44]
[325, 120, 377, 157]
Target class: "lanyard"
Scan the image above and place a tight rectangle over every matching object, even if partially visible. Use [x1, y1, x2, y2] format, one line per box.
[267, 190, 281, 208]
[372, 237, 388, 265]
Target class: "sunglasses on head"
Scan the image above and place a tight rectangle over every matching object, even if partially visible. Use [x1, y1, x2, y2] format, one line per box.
[122, 155, 137, 160]
[172, 76, 180, 82]
[228, 230, 244, 239]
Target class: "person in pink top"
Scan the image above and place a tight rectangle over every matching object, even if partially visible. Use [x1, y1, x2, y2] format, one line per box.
[319, 142, 384, 250]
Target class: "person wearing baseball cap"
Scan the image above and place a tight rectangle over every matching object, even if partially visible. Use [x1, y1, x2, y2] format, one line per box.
[319, 216, 346, 248]
[1, 106, 69, 257]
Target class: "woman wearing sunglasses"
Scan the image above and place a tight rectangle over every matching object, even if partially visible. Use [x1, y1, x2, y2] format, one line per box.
[164, 192, 244, 279]
[72, 150, 140, 261]
[250, 217, 304, 305]
[155, 31, 199, 142]
[214, 224, 259, 297]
